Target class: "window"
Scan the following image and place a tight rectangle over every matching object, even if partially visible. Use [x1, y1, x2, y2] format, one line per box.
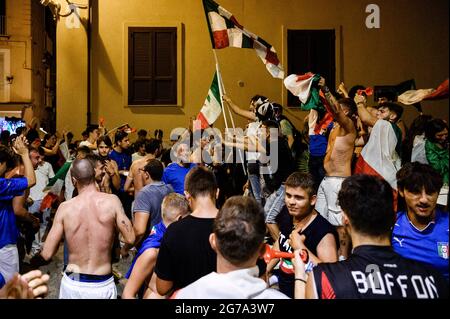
[0, 0, 6, 35]
[128, 27, 177, 105]
[287, 30, 335, 107]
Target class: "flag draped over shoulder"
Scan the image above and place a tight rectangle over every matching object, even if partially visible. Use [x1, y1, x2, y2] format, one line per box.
[197, 72, 222, 129]
[354, 120, 402, 190]
[397, 79, 449, 105]
[202, 0, 284, 79]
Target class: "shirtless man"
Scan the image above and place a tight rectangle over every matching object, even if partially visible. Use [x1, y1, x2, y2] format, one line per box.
[36, 159, 135, 299]
[316, 77, 357, 259]
[124, 139, 162, 196]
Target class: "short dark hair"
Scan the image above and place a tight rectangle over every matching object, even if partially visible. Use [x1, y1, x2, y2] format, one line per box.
[97, 135, 112, 148]
[397, 162, 443, 195]
[424, 118, 448, 143]
[75, 145, 91, 157]
[143, 159, 164, 181]
[145, 138, 162, 154]
[338, 175, 395, 237]
[134, 140, 145, 152]
[137, 129, 147, 138]
[114, 130, 128, 144]
[86, 125, 99, 134]
[0, 145, 14, 166]
[338, 98, 357, 118]
[26, 129, 39, 145]
[214, 196, 266, 266]
[285, 172, 317, 197]
[185, 166, 217, 199]
[378, 102, 404, 122]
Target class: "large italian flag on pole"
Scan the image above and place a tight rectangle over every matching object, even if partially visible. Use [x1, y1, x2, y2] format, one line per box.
[197, 72, 222, 129]
[202, 0, 284, 79]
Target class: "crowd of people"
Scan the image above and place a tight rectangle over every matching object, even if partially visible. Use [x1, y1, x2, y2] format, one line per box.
[0, 76, 448, 299]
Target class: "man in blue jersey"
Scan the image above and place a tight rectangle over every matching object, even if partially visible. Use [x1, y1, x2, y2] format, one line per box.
[0, 136, 36, 288]
[162, 143, 196, 195]
[393, 162, 449, 281]
[300, 175, 448, 299]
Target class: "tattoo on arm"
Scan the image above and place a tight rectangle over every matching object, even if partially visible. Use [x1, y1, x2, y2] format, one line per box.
[121, 220, 130, 233]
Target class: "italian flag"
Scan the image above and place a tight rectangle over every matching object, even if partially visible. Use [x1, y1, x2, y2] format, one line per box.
[354, 120, 402, 208]
[202, 0, 284, 79]
[40, 161, 72, 211]
[197, 72, 222, 129]
[397, 79, 449, 105]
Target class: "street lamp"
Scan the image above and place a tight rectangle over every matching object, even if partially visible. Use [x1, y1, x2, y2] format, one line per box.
[40, 0, 88, 21]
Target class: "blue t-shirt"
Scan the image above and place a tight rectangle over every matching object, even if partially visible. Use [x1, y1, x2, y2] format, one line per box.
[392, 210, 449, 281]
[0, 177, 28, 249]
[109, 150, 132, 191]
[162, 163, 196, 194]
[133, 181, 173, 231]
[125, 222, 167, 279]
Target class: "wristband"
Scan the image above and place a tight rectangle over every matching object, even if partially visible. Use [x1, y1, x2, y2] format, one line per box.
[295, 278, 307, 284]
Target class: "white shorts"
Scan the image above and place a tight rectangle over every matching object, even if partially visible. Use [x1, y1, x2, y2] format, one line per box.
[59, 272, 117, 299]
[315, 176, 345, 226]
[0, 245, 19, 283]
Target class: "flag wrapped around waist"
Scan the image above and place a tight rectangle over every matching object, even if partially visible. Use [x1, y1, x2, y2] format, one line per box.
[202, 0, 284, 79]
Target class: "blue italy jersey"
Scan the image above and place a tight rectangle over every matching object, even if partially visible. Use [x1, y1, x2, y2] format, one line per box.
[0, 177, 28, 249]
[392, 210, 449, 281]
[125, 222, 167, 279]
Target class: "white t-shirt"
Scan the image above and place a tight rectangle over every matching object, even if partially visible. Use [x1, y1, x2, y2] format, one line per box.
[29, 161, 55, 201]
[174, 266, 289, 299]
[246, 121, 261, 161]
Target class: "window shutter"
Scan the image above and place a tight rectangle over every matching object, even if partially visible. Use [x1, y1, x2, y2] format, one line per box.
[129, 27, 177, 105]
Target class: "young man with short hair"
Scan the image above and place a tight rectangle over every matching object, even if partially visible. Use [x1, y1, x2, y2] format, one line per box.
[175, 196, 288, 299]
[393, 162, 449, 281]
[267, 172, 338, 298]
[302, 175, 448, 299]
[155, 166, 218, 296]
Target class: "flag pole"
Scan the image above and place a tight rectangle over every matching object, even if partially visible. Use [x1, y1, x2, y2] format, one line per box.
[213, 49, 247, 175]
[213, 50, 229, 131]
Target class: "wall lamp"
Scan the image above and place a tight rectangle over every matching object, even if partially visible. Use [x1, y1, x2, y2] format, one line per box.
[5, 75, 14, 84]
[40, 0, 88, 21]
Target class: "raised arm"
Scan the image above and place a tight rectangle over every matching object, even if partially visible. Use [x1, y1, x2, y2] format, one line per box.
[12, 136, 36, 188]
[318, 77, 354, 133]
[222, 95, 256, 121]
[354, 94, 378, 127]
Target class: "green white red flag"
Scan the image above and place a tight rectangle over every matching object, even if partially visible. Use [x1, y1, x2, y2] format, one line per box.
[197, 72, 222, 129]
[202, 0, 284, 79]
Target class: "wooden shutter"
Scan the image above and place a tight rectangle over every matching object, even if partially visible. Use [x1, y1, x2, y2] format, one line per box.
[128, 27, 177, 105]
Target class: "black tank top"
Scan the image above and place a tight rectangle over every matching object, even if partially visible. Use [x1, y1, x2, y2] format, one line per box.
[313, 245, 449, 299]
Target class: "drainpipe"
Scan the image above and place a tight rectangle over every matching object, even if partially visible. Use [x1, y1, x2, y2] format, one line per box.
[86, 0, 91, 126]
